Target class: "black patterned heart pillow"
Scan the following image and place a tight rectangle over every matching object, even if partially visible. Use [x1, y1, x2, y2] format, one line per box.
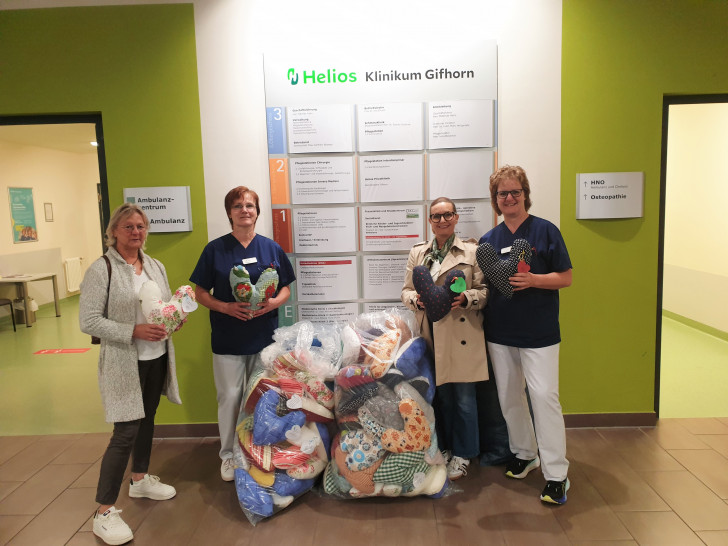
[476, 238, 532, 299]
[412, 265, 466, 322]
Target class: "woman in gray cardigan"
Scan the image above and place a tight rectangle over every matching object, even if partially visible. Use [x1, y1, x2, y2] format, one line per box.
[80, 203, 181, 546]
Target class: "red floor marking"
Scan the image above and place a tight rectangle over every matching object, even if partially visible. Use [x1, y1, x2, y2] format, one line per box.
[34, 349, 91, 354]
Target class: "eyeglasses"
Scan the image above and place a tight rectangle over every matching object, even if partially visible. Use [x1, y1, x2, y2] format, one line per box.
[429, 211, 456, 222]
[232, 203, 256, 211]
[119, 224, 147, 233]
[496, 189, 523, 199]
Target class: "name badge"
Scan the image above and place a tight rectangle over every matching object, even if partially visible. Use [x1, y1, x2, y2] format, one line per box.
[242, 257, 258, 265]
[500, 246, 511, 255]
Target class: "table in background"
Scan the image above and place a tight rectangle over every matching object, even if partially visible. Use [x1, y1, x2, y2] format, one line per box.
[0, 273, 61, 327]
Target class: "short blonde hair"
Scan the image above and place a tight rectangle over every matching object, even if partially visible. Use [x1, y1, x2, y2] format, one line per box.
[105, 203, 150, 248]
[489, 165, 532, 216]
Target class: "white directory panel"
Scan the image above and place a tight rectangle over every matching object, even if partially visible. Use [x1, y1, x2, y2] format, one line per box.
[359, 154, 424, 203]
[287, 104, 354, 154]
[357, 103, 424, 152]
[363, 302, 408, 314]
[576, 172, 645, 219]
[293, 207, 357, 253]
[296, 257, 359, 302]
[360, 205, 425, 252]
[454, 200, 493, 241]
[299, 303, 360, 324]
[362, 255, 409, 300]
[428, 100, 494, 149]
[290, 156, 355, 204]
[428, 150, 494, 200]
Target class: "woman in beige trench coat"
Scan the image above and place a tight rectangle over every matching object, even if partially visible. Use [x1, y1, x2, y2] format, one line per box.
[401, 197, 489, 481]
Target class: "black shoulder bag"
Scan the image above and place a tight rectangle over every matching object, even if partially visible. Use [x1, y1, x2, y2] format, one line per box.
[90, 255, 111, 345]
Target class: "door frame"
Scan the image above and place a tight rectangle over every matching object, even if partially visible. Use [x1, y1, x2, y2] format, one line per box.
[0, 113, 110, 248]
[655, 93, 728, 417]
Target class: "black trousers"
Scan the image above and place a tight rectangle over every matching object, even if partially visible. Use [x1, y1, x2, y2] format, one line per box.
[95, 353, 168, 505]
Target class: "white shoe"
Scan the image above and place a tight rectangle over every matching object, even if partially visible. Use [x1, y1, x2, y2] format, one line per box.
[221, 458, 235, 482]
[93, 507, 133, 545]
[128, 474, 176, 500]
[447, 456, 470, 480]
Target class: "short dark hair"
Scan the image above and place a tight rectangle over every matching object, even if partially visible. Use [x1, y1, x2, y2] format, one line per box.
[224, 186, 260, 227]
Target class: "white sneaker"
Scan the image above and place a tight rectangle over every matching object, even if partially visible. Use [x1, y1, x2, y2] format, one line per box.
[93, 507, 133, 545]
[447, 456, 470, 480]
[128, 474, 176, 500]
[221, 458, 234, 482]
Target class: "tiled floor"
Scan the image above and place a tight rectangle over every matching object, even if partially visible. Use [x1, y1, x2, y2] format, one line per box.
[2, 418, 728, 545]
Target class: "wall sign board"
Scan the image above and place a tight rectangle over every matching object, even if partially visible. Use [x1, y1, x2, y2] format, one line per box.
[124, 186, 193, 232]
[576, 172, 644, 219]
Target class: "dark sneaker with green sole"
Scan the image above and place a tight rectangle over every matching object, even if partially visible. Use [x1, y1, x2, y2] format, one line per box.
[540, 478, 570, 504]
[505, 456, 540, 479]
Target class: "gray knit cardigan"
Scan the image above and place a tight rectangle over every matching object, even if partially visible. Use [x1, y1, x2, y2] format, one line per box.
[79, 247, 182, 423]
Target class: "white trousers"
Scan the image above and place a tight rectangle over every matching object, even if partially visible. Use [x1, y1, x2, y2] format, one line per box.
[212, 353, 259, 460]
[487, 342, 569, 481]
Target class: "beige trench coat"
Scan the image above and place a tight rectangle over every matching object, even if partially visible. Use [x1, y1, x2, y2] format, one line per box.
[401, 236, 489, 385]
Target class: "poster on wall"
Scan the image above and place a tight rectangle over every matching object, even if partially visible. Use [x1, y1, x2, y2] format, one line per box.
[8, 187, 38, 243]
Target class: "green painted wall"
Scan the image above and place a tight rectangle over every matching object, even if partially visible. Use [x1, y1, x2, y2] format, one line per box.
[5, 1, 727, 424]
[0, 6, 216, 425]
[560, 0, 728, 413]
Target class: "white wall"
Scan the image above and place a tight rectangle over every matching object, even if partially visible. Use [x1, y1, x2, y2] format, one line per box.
[0, 140, 102, 310]
[663, 102, 728, 332]
[193, 0, 563, 240]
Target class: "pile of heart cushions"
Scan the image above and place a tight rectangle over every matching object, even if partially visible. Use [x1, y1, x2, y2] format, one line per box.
[138, 281, 198, 339]
[323, 309, 450, 499]
[231, 323, 338, 525]
[229, 265, 279, 310]
[475, 238, 532, 299]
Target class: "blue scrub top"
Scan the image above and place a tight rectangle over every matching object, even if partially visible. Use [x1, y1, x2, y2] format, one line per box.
[190, 233, 295, 355]
[479, 215, 572, 348]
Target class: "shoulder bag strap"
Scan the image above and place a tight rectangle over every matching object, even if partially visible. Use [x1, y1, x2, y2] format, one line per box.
[102, 255, 111, 318]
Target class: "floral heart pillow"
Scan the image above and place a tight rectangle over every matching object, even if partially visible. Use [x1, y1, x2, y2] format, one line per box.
[476, 238, 532, 299]
[139, 281, 198, 339]
[229, 265, 279, 310]
[412, 266, 467, 322]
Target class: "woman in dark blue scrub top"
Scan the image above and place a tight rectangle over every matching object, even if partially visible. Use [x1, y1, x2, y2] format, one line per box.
[190, 186, 295, 482]
[479, 165, 573, 505]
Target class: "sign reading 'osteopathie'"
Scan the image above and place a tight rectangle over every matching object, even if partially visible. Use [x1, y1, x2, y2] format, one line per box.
[576, 172, 644, 220]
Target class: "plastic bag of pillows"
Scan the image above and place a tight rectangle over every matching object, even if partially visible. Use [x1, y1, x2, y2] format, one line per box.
[323, 308, 451, 499]
[231, 321, 339, 525]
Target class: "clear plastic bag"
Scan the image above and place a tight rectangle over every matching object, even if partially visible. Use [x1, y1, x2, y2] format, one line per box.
[233, 353, 334, 525]
[322, 308, 453, 499]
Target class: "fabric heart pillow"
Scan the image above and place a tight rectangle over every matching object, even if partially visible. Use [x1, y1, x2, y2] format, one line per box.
[476, 238, 532, 299]
[139, 281, 198, 338]
[229, 265, 279, 310]
[412, 265, 467, 322]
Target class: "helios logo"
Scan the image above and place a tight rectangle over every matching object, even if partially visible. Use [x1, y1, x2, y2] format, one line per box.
[287, 67, 357, 85]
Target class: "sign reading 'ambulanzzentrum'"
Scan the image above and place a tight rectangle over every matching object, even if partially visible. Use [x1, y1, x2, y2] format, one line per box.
[123, 186, 193, 232]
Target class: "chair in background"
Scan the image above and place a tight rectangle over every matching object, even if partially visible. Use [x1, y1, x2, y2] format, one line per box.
[0, 298, 17, 332]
